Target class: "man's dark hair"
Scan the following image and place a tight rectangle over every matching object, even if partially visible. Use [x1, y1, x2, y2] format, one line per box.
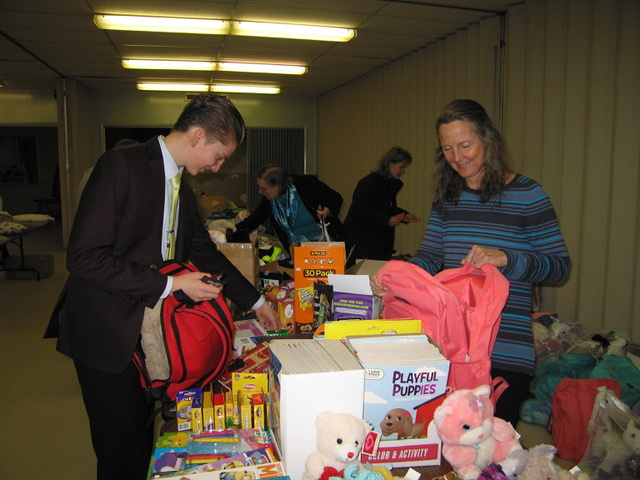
[173, 93, 246, 146]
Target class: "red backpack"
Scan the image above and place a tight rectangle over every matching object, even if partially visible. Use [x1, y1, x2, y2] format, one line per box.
[551, 377, 622, 462]
[133, 261, 234, 401]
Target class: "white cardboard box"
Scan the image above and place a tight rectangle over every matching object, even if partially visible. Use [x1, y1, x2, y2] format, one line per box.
[267, 339, 364, 480]
[347, 334, 450, 469]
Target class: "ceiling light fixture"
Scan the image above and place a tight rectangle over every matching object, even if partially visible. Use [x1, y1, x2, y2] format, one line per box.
[137, 83, 210, 92]
[124, 59, 216, 71]
[217, 62, 306, 75]
[136, 83, 280, 94]
[232, 21, 355, 42]
[95, 14, 355, 42]
[210, 84, 280, 94]
[95, 15, 228, 34]
[123, 59, 306, 75]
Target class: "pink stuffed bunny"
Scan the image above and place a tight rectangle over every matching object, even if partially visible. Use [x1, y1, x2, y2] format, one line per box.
[433, 385, 523, 480]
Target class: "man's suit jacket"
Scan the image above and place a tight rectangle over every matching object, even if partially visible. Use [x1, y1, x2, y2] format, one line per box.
[46, 137, 259, 374]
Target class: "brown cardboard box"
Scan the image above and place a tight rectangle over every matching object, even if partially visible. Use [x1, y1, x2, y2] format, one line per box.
[198, 195, 226, 221]
[218, 237, 259, 283]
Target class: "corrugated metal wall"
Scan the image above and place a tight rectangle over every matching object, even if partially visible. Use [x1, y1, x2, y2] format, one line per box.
[317, 0, 640, 340]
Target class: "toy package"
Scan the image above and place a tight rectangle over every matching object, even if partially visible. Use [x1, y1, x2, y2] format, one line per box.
[347, 334, 450, 468]
[292, 242, 345, 333]
[580, 386, 640, 479]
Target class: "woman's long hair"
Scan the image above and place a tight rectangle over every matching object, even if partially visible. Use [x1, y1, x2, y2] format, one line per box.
[433, 99, 510, 205]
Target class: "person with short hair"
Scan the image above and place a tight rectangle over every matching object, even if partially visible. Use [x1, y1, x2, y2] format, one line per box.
[46, 93, 280, 480]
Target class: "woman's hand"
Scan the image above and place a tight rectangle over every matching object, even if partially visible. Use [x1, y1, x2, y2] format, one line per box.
[171, 272, 223, 302]
[369, 272, 386, 297]
[388, 212, 405, 227]
[316, 205, 330, 220]
[402, 212, 420, 223]
[461, 245, 508, 268]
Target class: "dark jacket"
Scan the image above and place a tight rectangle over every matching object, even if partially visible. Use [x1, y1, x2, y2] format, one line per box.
[344, 171, 406, 262]
[45, 137, 259, 374]
[236, 174, 345, 252]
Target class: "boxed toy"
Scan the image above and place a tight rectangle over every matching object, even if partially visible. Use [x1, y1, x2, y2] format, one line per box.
[292, 242, 345, 333]
[346, 334, 450, 468]
[264, 285, 296, 332]
[328, 273, 380, 320]
[176, 388, 203, 432]
[322, 318, 422, 340]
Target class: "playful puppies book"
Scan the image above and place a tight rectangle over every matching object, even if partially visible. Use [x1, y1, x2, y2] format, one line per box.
[346, 334, 450, 468]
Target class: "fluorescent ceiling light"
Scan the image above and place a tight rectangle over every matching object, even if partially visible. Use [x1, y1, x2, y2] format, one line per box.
[217, 62, 306, 75]
[232, 21, 355, 42]
[211, 85, 280, 94]
[137, 83, 210, 92]
[136, 83, 280, 94]
[95, 15, 228, 34]
[123, 59, 306, 75]
[124, 59, 216, 70]
[95, 14, 355, 42]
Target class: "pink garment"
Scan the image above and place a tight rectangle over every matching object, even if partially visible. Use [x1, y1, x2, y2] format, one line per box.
[378, 261, 509, 395]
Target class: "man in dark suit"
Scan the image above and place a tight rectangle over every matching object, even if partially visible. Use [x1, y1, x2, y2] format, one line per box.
[46, 94, 280, 480]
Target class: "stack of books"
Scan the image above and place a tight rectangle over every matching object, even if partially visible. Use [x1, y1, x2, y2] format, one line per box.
[267, 338, 364, 480]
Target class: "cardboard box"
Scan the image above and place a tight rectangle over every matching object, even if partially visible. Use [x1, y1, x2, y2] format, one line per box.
[323, 318, 423, 340]
[218, 237, 259, 284]
[293, 242, 345, 333]
[267, 339, 364, 480]
[4, 254, 54, 280]
[346, 258, 388, 275]
[347, 334, 450, 469]
[197, 194, 226, 221]
[328, 273, 380, 320]
[176, 388, 203, 432]
[202, 388, 215, 432]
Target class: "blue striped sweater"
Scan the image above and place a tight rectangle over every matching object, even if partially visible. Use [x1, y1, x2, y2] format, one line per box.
[409, 174, 570, 375]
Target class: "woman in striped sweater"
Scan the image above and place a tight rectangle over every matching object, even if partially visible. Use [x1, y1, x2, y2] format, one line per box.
[373, 99, 570, 427]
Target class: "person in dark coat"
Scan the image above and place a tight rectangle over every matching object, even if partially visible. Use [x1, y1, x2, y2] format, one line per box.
[344, 146, 418, 266]
[235, 164, 345, 257]
[44, 94, 280, 480]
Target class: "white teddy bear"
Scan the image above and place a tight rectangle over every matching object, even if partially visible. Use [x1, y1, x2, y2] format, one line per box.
[302, 411, 371, 480]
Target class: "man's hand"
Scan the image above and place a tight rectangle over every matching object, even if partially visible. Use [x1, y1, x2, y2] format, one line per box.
[255, 302, 282, 331]
[171, 272, 223, 302]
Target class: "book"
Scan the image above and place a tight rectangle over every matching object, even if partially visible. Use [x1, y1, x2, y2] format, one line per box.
[267, 338, 364, 480]
[346, 334, 450, 468]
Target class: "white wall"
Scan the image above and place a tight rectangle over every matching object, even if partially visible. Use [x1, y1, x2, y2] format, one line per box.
[317, 0, 640, 340]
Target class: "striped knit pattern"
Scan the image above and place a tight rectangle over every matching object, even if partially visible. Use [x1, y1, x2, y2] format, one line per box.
[409, 174, 570, 375]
